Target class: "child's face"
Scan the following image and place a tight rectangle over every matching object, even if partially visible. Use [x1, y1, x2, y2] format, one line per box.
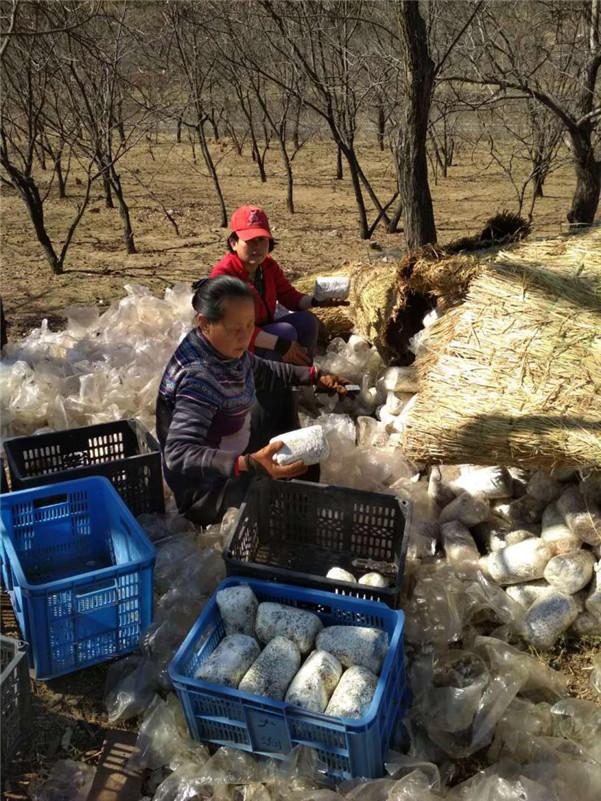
[233, 235, 270, 269]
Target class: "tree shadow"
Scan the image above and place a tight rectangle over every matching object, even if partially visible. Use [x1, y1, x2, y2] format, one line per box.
[450, 413, 601, 467]
[489, 244, 601, 314]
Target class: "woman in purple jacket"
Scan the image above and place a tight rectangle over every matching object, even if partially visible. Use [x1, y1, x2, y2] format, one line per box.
[156, 276, 348, 525]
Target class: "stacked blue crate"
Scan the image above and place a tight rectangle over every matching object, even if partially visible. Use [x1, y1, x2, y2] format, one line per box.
[0, 476, 155, 679]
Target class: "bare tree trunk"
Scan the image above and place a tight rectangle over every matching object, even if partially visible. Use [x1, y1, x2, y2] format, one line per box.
[209, 110, 220, 141]
[196, 121, 228, 228]
[567, 130, 601, 226]
[397, 1, 437, 249]
[344, 147, 369, 239]
[429, 130, 446, 178]
[279, 139, 295, 213]
[388, 198, 404, 233]
[377, 99, 385, 151]
[56, 154, 67, 198]
[109, 167, 136, 254]
[98, 157, 114, 208]
[176, 116, 183, 143]
[189, 126, 197, 163]
[336, 143, 343, 179]
[248, 120, 267, 182]
[533, 147, 546, 198]
[5, 169, 62, 273]
[26, 186, 62, 272]
[36, 141, 47, 171]
[292, 97, 301, 151]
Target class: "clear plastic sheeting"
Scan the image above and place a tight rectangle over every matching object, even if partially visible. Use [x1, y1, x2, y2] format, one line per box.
[29, 759, 96, 801]
[314, 411, 417, 493]
[315, 336, 384, 387]
[550, 698, 601, 763]
[404, 563, 466, 647]
[131, 694, 202, 772]
[1, 283, 193, 437]
[104, 654, 158, 723]
[410, 645, 529, 759]
[447, 758, 601, 801]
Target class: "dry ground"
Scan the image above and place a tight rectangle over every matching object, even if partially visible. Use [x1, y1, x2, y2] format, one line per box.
[0, 139, 597, 798]
[0, 137, 577, 336]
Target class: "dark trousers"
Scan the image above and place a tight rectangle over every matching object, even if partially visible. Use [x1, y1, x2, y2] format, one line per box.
[183, 388, 319, 526]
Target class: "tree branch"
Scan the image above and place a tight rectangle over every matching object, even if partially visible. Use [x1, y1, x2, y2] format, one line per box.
[434, 0, 484, 76]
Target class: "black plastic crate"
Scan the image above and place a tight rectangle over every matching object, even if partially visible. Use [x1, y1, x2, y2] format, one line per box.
[1, 636, 31, 775]
[0, 456, 8, 493]
[3, 419, 164, 516]
[223, 477, 410, 608]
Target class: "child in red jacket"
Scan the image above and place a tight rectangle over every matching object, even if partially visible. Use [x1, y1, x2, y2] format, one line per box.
[210, 205, 344, 366]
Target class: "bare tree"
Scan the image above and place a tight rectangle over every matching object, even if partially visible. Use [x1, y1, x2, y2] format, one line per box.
[164, 1, 228, 227]
[1, 1, 155, 271]
[215, 11, 312, 213]
[453, 0, 601, 226]
[396, 1, 437, 247]
[245, 0, 399, 239]
[58, 4, 151, 254]
[528, 102, 564, 201]
[392, 0, 485, 249]
[0, 2, 98, 274]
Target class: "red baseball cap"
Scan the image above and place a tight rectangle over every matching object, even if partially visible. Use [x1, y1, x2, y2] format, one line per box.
[230, 205, 272, 240]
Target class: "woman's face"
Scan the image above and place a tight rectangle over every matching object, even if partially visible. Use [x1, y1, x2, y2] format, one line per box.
[233, 235, 270, 269]
[199, 296, 255, 359]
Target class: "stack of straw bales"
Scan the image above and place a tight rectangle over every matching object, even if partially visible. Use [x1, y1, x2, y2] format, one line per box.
[402, 228, 601, 469]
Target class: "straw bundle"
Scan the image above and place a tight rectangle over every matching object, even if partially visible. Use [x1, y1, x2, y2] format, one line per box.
[402, 228, 601, 469]
[295, 273, 355, 341]
[349, 250, 480, 360]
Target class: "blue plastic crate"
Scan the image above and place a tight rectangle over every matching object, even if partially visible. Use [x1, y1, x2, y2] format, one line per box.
[169, 577, 408, 781]
[0, 476, 155, 680]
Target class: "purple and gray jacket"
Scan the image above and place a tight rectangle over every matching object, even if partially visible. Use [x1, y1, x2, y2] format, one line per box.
[156, 328, 315, 504]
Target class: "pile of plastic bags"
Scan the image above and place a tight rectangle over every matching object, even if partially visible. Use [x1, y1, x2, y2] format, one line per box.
[5, 288, 600, 801]
[0, 283, 194, 437]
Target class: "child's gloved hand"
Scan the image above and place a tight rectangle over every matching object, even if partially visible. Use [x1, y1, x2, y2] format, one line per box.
[242, 441, 307, 479]
[312, 298, 350, 308]
[316, 372, 350, 396]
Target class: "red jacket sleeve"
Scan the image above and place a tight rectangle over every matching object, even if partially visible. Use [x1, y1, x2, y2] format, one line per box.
[270, 260, 305, 310]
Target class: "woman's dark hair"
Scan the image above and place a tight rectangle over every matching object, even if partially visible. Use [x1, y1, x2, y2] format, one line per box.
[227, 232, 276, 253]
[191, 276, 254, 321]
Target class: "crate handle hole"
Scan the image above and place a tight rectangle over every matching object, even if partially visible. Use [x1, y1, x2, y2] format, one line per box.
[33, 493, 68, 509]
[76, 578, 118, 601]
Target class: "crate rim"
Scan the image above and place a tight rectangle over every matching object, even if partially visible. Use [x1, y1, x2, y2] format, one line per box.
[2, 417, 158, 449]
[0, 475, 156, 592]
[223, 477, 412, 597]
[168, 575, 405, 728]
[0, 635, 28, 685]
[3, 418, 160, 473]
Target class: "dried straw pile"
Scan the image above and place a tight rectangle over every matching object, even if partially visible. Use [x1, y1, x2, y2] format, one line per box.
[349, 250, 480, 360]
[402, 228, 601, 469]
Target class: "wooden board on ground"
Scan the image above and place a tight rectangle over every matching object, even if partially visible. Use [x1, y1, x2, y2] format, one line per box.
[86, 730, 145, 801]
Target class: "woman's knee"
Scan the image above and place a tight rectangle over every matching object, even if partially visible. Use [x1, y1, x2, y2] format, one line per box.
[294, 311, 319, 348]
[272, 322, 298, 341]
[304, 311, 320, 336]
